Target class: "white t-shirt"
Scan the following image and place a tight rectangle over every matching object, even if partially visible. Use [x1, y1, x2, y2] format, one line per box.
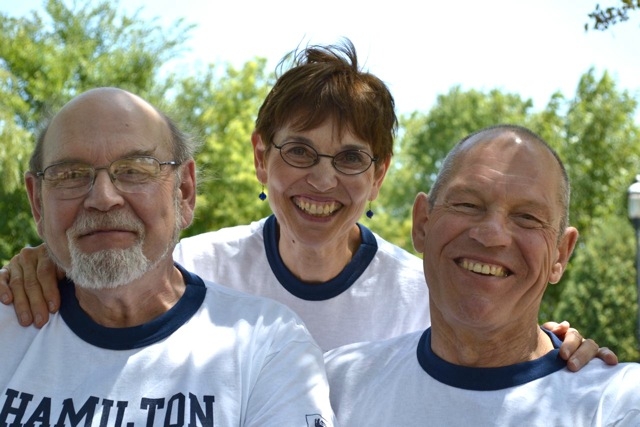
[174, 215, 430, 351]
[325, 328, 640, 426]
[0, 264, 335, 427]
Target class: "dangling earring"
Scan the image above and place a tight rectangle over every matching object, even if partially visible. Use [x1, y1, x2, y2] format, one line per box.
[259, 184, 267, 201]
[366, 201, 374, 218]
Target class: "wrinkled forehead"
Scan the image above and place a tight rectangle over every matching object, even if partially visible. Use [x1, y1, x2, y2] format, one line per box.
[460, 131, 558, 173]
[451, 131, 564, 200]
[43, 90, 171, 163]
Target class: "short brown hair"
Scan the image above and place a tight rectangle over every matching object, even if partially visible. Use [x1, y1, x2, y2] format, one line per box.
[255, 39, 397, 165]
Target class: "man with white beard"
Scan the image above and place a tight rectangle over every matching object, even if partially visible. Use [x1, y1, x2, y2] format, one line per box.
[0, 87, 334, 427]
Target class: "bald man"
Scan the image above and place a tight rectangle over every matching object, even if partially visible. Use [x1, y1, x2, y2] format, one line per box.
[325, 124, 640, 426]
[0, 87, 334, 426]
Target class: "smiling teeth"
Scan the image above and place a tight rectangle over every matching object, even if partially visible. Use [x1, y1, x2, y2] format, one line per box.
[461, 259, 508, 277]
[296, 200, 339, 216]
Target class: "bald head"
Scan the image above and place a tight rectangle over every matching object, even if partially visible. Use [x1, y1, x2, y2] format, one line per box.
[30, 88, 174, 173]
[428, 125, 571, 236]
[52, 87, 164, 129]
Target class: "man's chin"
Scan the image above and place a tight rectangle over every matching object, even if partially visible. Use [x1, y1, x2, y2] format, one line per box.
[67, 246, 150, 290]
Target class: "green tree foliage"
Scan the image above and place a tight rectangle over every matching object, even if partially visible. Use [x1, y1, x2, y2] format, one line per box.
[535, 70, 640, 320]
[0, 85, 33, 261]
[0, 77, 31, 194]
[169, 60, 273, 237]
[554, 216, 640, 361]
[586, 0, 640, 30]
[0, 0, 193, 263]
[547, 69, 639, 235]
[0, 0, 192, 126]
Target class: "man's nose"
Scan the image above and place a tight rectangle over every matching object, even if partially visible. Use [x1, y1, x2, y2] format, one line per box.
[82, 169, 125, 211]
[468, 212, 512, 247]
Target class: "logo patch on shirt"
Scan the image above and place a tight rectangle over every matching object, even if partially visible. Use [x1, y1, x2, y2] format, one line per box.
[306, 414, 329, 426]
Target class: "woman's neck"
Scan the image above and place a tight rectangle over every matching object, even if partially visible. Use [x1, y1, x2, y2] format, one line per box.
[277, 223, 361, 283]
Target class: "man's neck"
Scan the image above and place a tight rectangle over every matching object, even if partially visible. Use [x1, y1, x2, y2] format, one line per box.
[74, 261, 186, 328]
[429, 318, 555, 368]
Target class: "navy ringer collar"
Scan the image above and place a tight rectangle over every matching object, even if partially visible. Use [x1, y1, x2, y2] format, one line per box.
[59, 263, 206, 350]
[416, 327, 567, 390]
[263, 214, 377, 301]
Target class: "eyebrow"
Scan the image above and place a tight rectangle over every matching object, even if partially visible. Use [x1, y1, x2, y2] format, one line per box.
[444, 184, 553, 213]
[279, 135, 372, 152]
[442, 185, 479, 200]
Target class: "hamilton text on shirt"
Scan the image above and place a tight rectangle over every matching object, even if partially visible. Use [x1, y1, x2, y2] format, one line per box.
[0, 388, 216, 427]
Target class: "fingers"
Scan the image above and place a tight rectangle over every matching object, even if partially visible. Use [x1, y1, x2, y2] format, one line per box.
[0, 265, 14, 304]
[596, 346, 619, 366]
[34, 246, 62, 315]
[558, 327, 590, 371]
[552, 325, 619, 371]
[566, 337, 601, 372]
[541, 320, 570, 339]
[9, 245, 59, 328]
[7, 254, 35, 326]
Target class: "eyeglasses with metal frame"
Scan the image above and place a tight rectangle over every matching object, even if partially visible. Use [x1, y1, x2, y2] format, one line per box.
[273, 142, 378, 175]
[35, 156, 181, 200]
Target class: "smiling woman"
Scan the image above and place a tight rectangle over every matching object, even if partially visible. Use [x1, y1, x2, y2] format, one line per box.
[173, 40, 431, 351]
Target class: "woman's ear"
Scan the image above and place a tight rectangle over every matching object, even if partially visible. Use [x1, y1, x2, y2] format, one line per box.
[368, 155, 391, 202]
[252, 131, 268, 184]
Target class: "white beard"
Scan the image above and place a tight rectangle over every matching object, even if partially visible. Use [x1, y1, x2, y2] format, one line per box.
[55, 193, 183, 290]
[67, 240, 153, 290]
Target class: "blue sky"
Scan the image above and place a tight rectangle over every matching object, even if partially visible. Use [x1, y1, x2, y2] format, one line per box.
[4, 0, 639, 116]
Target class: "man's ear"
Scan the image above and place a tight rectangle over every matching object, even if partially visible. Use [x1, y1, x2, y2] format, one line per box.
[25, 171, 45, 239]
[549, 226, 579, 284]
[252, 131, 268, 184]
[177, 159, 197, 229]
[411, 192, 430, 254]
